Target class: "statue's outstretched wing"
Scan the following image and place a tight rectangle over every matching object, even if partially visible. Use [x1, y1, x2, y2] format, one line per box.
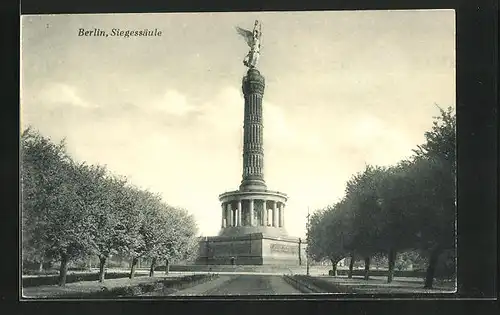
[236, 26, 253, 47]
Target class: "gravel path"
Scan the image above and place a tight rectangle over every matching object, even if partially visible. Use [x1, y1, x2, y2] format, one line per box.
[168, 275, 236, 296]
[172, 275, 302, 296]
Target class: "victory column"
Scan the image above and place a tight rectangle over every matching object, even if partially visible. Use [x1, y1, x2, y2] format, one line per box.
[197, 21, 306, 266]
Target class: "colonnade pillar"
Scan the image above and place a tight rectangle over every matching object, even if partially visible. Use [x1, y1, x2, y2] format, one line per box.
[221, 203, 226, 228]
[272, 201, 278, 227]
[279, 203, 285, 228]
[249, 199, 254, 226]
[227, 203, 233, 227]
[262, 202, 268, 226]
[237, 200, 242, 227]
[221, 198, 285, 228]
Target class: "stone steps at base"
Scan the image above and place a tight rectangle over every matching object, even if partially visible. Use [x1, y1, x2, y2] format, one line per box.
[155, 264, 310, 274]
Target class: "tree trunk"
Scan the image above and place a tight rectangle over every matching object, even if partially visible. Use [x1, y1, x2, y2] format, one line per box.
[363, 256, 371, 280]
[98, 256, 107, 283]
[424, 246, 441, 289]
[330, 259, 338, 276]
[165, 258, 170, 275]
[58, 254, 69, 286]
[348, 254, 355, 279]
[38, 260, 43, 272]
[149, 257, 157, 277]
[129, 257, 138, 279]
[387, 249, 397, 283]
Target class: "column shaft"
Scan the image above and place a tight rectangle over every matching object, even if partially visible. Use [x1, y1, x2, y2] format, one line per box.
[272, 201, 278, 227]
[280, 204, 285, 228]
[249, 199, 254, 226]
[240, 70, 266, 191]
[237, 200, 242, 227]
[221, 203, 226, 228]
[278, 203, 283, 227]
[227, 203, 233, 227]
[262, 201, 268, 226]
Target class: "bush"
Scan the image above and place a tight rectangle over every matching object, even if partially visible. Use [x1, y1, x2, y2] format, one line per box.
[32, 274, 219, 298]
[68, 267, 89, 271]
[293, 275, 351, 293]
[22, 272, 147, 287]
[22, 270, 59, 276]
[106, 259, 130, 269]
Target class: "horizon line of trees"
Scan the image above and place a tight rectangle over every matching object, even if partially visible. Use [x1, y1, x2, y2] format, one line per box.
[307, 106, 456, 289]
[21, 127, 199, 286]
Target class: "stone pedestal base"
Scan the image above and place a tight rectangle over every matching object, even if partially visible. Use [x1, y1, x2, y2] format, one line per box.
[196, 233, 307, 266]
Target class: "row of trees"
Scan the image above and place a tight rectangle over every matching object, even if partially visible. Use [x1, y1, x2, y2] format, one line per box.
[21, 128, 199, 286]
[308, 106, 456, 288]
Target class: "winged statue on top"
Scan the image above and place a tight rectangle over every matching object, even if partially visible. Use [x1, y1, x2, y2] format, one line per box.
[236, 20, 262, 69]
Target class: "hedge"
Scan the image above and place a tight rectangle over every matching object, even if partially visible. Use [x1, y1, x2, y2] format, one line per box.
[292, 275, 353, 293]
[333, 268, 453, 280]
[30, 274, 219, 298]
[22, 272, 147, 287]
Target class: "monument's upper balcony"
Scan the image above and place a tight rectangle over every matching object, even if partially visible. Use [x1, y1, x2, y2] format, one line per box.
[219, 189, 288, 203]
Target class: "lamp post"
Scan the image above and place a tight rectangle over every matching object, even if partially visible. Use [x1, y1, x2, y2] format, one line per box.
[306, 207, 310, 276]
[205, 237, 210, 265]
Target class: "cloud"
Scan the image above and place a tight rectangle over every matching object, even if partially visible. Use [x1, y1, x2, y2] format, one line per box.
[197, 86, 242, 132]
[335, 114, 416, 167]
[263, 102, 294, 143]
[150, 89, 197, 116]
[38, 82, 97, 109]
[175, 86, 300, 150]
[352, 115, 386, 143]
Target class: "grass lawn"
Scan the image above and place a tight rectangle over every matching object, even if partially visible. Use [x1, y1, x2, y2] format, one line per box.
[22, 273, 216, 298]
[313, 275, 456, 294]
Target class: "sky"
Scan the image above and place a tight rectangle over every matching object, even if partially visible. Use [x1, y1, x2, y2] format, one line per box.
[20, 10, 456, 239]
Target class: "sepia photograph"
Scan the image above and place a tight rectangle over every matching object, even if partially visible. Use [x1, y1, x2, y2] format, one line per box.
[20, 10, 456, 298]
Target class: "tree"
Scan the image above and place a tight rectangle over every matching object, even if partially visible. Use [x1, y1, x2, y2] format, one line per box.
[395, 250, 427, 271]
[308, 196, 361, 277]
[169, 209, 199, 264]
[406, 157, 455, 288]
[157, 207, 198, 275]
[77, 164, 130, 283]
[307, 106, 456, 289]
[141, 196, 170, 277]
[21, 128, 94, 286]
[21, 127, 202, 284]
[307, 208, 329, 263]
[413, 106, 456, 175]
[21, 128, 56, 271]
[146, 205, 199, 277]
[344, 165, 388, 280]
[374, 163, 423, 283]
[411, 106, 456, 288]
[126, 189, 159, 279]
[324, 201, 354, 276]
[108, 184, 147, 279]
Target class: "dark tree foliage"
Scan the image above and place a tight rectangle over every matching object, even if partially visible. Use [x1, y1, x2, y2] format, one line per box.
[21, 127, 199, 286]
[308, 106, 456, 288]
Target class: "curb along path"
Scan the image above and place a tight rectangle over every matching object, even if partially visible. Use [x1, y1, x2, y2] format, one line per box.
[282, 275, 326, 293]
[168, 275, 236, 296]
